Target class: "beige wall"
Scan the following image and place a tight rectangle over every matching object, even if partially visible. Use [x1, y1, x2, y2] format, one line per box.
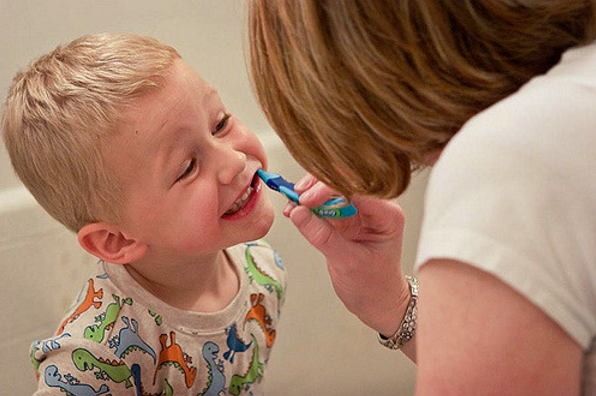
[0, 2, 426, 394]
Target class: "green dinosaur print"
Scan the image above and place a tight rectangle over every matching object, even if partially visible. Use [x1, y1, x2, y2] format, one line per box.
[228, 335, 263, 395]
[84, 294, 132, 343]
[72, 348, 133, 388]
[244, 245, 283, 300]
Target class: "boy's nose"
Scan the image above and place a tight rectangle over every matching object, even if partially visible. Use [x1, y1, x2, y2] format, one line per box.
[216, 145, 247, 184]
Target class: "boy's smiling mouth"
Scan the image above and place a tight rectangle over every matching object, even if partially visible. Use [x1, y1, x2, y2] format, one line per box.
[222, 174, 261, 218]
[225, 185, 254, 215]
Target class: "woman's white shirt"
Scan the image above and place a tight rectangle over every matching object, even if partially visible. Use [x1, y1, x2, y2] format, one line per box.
[416, 41, 596, 394]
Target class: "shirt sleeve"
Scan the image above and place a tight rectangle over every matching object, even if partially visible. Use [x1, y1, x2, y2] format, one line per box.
[32, 337, 138, 396]
[415, 80, 596, 349]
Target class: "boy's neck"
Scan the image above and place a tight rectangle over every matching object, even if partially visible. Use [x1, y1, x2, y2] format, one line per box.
[123, 249, 240, 313]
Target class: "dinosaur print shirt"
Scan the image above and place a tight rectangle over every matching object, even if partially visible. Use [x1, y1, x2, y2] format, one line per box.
[30, 240, 286, 396]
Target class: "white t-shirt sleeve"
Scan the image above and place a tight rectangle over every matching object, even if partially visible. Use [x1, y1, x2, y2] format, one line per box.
[415, 73, 596, 349]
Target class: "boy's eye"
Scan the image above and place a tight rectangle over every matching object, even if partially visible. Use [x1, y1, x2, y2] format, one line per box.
[177, 159, 197, 182]
[214, 113, 231, 134]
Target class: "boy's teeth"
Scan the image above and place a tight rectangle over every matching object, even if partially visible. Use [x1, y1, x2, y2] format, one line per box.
[225, 186, 254, 215]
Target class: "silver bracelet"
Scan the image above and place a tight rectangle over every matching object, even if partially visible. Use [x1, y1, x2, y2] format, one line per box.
[377, 275, 419, 350]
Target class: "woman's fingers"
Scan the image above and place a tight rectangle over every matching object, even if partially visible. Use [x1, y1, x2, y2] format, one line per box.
[299, 181, 344, 207]
[293, 173, 318, 193]
[293, 173, 348, 209]
[287, 205, 342, 255]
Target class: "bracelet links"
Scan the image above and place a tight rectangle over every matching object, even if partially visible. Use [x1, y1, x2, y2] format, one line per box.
[377, 275, 419, 350]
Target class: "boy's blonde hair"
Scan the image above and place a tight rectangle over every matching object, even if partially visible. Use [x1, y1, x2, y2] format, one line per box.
[2, 33, 180, 232]
[248, 0, 596, 198]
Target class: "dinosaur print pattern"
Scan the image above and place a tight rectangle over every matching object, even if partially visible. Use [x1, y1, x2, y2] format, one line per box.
[154, 331, 197, 388]
[245, 293, 276, 347]
[72, 348, 133, 388]
[31, 334, 71, 372]
[85, 294, 132, 343]
[228, 335, 264, 395]
[57, 279, 103, 335]
[198, 341, 227, 396]
[44, 365, 110, 396]
[131, 364, 174, 396]
[109, 316, 157, 362]
[31, 241, 286, 395]
[223, 323, 252, 363]
[244, 245, 284, 300]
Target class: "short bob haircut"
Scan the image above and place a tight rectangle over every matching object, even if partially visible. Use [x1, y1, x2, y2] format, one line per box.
[2, 34, 180, 232]
[248, 0, 596, 198]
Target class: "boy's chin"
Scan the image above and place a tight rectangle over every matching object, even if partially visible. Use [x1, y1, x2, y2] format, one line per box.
[253, 207, 275, 237]
[231, 196, 275, 245]
[241, 205, 275, 244]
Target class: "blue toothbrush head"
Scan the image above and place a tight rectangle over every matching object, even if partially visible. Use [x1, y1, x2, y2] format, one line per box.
[256, 169, 300, 202]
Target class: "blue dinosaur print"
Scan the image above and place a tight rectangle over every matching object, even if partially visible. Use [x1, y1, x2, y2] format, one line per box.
[131, 364, 142, 396]
[41, 333, 71, 353]
[223, 323, 252, 364]
[131, 364, 174, 396]
[44, 365, 109, 396]
[31, 334, 72, 372]
[109, 316, 156, 363]
[198, 341, 227, 396]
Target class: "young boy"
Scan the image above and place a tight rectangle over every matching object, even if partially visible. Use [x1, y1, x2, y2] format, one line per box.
[2, 33, 286, 395]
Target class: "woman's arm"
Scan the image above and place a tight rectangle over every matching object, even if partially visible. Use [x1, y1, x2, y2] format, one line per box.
[416, 259, 583, 395]
[287, 175, 583, 390]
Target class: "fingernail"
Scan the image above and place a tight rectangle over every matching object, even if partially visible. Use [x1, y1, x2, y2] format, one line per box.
[294, 178, 307, 191]
[283, 202, 296, 217]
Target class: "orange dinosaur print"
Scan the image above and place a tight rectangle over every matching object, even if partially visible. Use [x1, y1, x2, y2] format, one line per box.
[56, 278, 103, 335]
[244, 293, 276, 347]
[154, 332, 197, 388]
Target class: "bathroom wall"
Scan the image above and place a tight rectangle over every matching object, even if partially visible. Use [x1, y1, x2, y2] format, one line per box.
[0, 1, 426, 394]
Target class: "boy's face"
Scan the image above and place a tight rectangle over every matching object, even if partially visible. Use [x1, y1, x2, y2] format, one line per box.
[107, 59, 274, 263]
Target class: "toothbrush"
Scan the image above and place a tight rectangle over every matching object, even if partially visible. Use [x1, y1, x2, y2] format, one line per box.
[256, 169, 357, 219]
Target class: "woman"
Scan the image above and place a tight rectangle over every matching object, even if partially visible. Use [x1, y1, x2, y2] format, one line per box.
[247, 1, 596, 394]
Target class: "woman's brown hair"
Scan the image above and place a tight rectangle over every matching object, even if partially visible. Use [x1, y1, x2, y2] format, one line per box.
[248, 0, 596, 198]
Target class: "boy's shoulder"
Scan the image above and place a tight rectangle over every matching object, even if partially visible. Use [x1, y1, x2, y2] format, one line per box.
[228, 240, 287, 308]
[230, 238, 283, 261]
[50, 263, 138, 338]
[29, 264, 162, 393]
[229, 239, 286, 281]
[31, 263, 159, 355]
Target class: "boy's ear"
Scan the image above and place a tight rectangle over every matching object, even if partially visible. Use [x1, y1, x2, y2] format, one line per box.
[77, 223, 148, 265]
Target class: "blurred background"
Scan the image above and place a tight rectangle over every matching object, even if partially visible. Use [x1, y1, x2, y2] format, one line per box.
[0, 1, 427, 394]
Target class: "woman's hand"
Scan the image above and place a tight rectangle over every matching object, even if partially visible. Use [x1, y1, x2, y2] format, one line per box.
[284, 174, 411, 336]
